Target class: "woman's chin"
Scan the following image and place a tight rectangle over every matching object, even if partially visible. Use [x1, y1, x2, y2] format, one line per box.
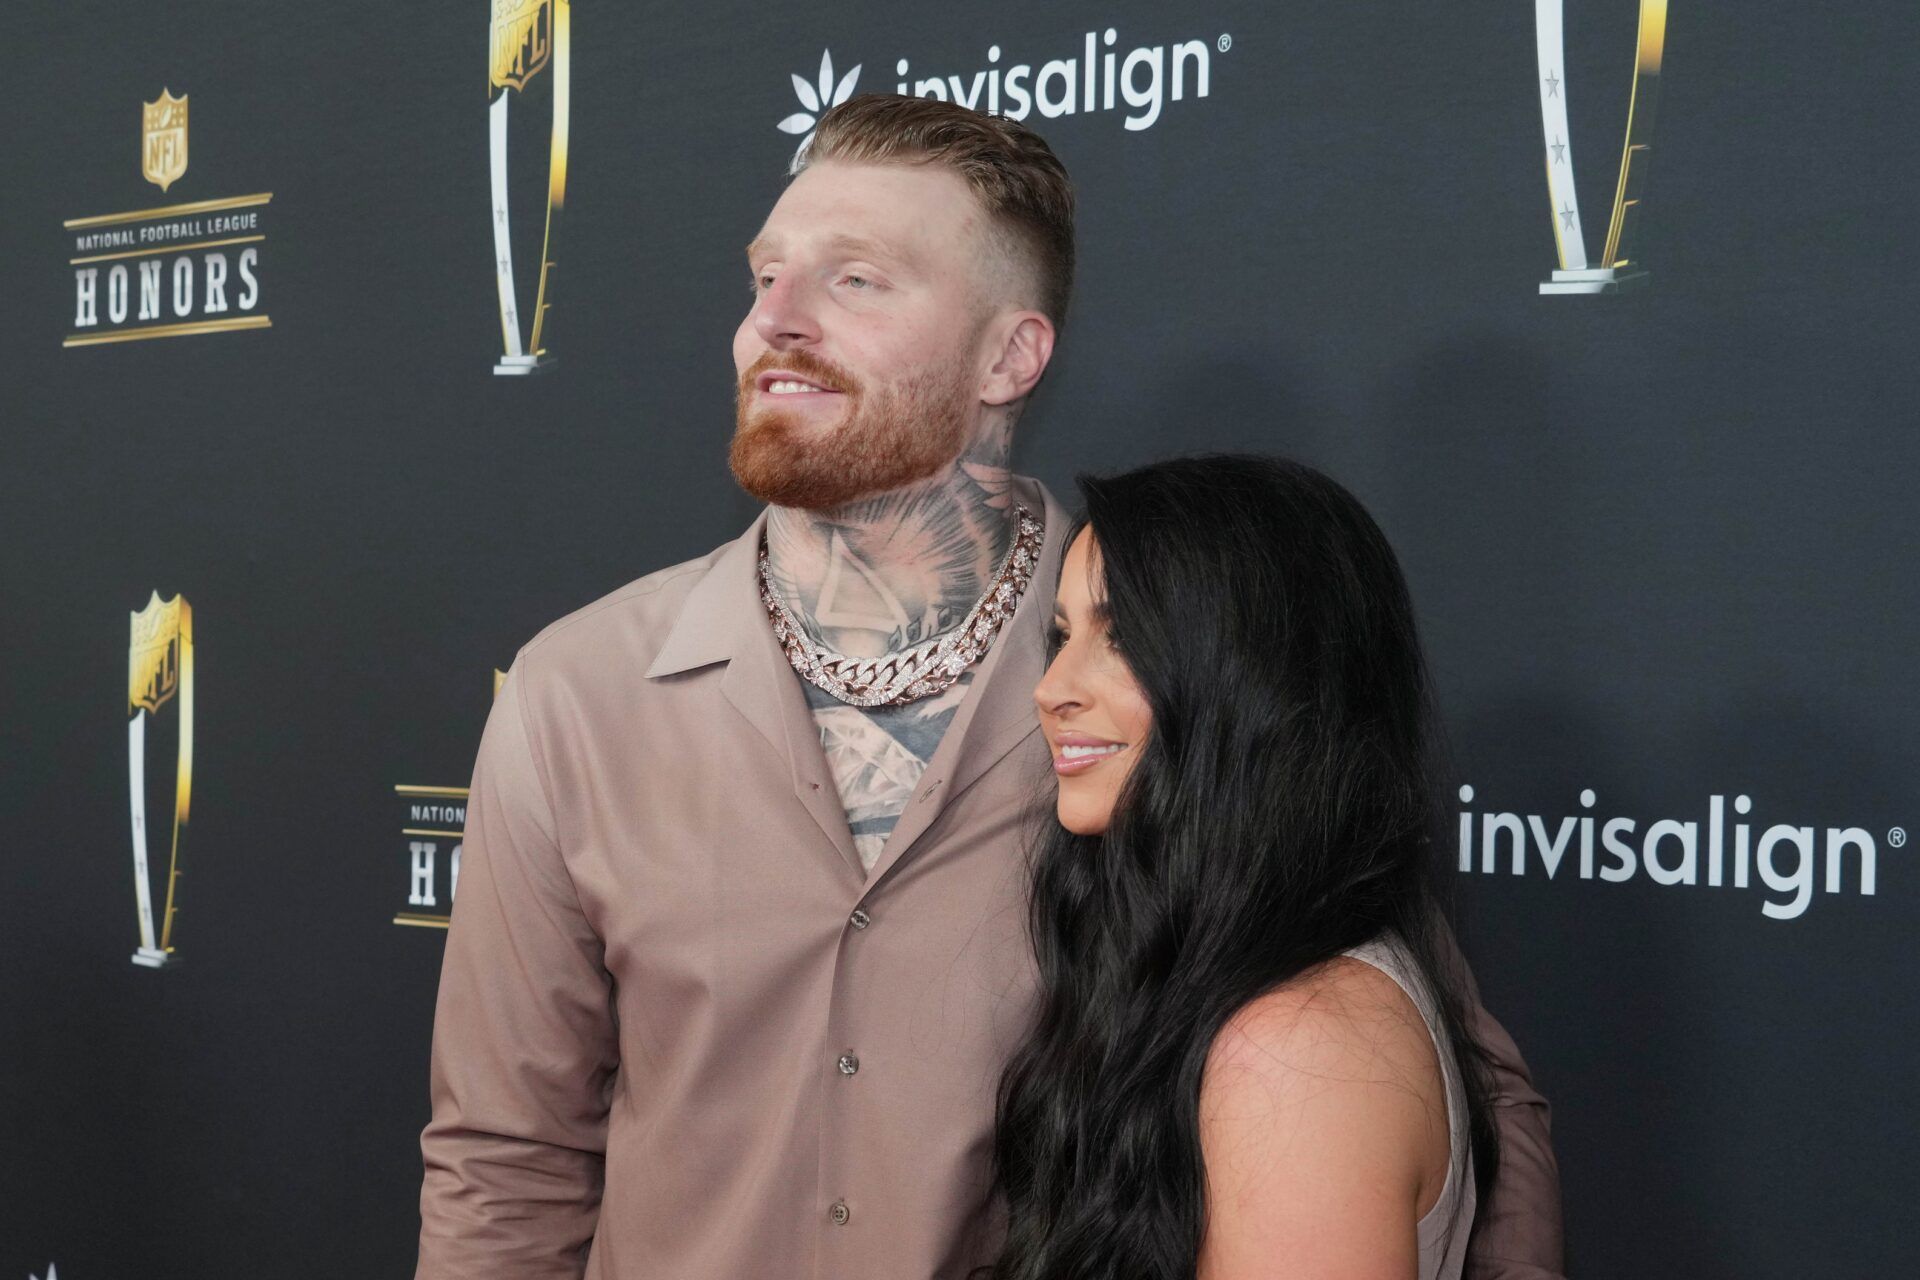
[1055, 803, 1112, 837]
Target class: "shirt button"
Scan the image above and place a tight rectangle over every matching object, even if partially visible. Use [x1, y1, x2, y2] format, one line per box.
[837, 1053, 860, 1076]
[849, 909, 871, 930]
[829, 1200, 851, 1226]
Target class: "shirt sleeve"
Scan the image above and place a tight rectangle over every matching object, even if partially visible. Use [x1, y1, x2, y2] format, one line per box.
[415, 659, 619, 1279]
[1445, 924, 1568, 1280]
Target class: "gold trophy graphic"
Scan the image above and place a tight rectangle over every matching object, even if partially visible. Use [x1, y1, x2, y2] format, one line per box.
[127, 592, 193, 968]
[489, 0, 571, 374]
[1535, 1, 1669, 294]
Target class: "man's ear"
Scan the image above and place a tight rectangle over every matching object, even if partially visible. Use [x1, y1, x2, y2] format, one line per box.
[981, 310, 1056, 407]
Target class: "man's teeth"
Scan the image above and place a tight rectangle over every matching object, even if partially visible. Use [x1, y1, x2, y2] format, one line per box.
[767, 379, 829, 394]
[1060, 743, 1125, 760]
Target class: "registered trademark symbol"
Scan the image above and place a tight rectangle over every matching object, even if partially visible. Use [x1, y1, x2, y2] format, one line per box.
[1218, 33, 1233, 53]
[1891, 827, 1908, 848]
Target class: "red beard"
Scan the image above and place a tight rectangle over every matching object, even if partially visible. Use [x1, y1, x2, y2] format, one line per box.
[731, 347, 975, 510]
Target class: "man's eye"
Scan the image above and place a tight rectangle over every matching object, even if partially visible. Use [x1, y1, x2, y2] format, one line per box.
[843, 275, 871, 289]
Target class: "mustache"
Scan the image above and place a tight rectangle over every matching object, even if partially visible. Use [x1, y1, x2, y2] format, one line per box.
[738, 349, 861, 398]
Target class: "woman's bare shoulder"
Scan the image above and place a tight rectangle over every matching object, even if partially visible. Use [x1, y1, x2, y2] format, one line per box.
[1194, 956, 1451, 1279]
[1204, 955, 1443, 1100]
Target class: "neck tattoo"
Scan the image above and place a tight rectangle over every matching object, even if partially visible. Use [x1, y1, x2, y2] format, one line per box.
[761, 506, 1043, 707]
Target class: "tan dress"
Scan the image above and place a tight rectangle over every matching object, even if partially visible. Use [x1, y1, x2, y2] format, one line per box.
[1341, 933, 1478, 1280]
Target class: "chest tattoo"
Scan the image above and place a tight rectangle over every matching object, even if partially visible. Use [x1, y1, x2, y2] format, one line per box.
[805, 673, 974, 871]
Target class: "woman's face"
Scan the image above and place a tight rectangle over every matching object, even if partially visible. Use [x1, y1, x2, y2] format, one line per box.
[1033, 528, 1154, 835]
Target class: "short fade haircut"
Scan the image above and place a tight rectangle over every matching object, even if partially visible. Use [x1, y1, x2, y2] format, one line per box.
[796, 94, 1076, 333]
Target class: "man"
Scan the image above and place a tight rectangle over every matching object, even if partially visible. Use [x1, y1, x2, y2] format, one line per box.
[416, 95, 1563, 1279]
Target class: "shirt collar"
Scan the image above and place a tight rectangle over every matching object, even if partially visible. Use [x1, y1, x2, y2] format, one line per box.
[642, 507, 772, 679]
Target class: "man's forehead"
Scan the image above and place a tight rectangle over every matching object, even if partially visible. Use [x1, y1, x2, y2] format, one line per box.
[746, 229, 920, 266]
[749, 162, 981, 260]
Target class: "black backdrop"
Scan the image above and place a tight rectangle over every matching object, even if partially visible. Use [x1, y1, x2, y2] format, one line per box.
[5, 1, 1917, 1275]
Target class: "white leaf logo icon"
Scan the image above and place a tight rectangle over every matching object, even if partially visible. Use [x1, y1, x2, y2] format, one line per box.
[832, 62, 861, 107]
[791, 73, 821, 114]
[779, 49, 862, 168]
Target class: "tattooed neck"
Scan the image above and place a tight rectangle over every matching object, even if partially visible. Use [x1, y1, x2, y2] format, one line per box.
[764, 417, 1017, 660]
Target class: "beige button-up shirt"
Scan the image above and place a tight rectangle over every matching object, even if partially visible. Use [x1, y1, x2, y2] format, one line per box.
[416, 476, 1563, 1280]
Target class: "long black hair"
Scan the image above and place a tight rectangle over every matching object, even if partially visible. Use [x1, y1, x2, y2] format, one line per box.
[987, 454, 1500, 1279]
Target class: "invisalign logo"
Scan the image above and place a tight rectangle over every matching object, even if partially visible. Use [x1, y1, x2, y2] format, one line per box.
[776, 26, 1231, 163]
[1458, 786, 1901, 921]
[893, 29, 1225, 132]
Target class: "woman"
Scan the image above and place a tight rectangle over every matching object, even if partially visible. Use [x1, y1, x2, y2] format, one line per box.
[990, 455, 1499, 1279]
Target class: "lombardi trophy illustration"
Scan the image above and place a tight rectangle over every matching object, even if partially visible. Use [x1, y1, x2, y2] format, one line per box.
[489, 0, 570, 372]
[127, 592, 192, 968]
[1535, 1, 1669, 294]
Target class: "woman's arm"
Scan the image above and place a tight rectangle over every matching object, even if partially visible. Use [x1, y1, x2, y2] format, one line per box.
[1197, 957, 1452, 1280]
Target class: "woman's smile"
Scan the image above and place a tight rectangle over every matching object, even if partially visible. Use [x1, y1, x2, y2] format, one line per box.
[1050, 731, 1131, 776]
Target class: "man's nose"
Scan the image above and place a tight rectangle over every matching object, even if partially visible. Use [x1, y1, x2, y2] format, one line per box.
[752, 273, 821, 348]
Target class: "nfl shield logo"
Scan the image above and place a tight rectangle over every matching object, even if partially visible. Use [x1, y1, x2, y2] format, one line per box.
[128, 591, 185, 715]
[491, 0, 553, 92]
[142, 89, 188, 192]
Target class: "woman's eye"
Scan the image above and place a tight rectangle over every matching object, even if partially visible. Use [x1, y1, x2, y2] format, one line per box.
[1045, 626, 1068, 653]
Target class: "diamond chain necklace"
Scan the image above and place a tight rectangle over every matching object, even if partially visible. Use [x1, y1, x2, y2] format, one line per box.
[759, 506, 1044, 707]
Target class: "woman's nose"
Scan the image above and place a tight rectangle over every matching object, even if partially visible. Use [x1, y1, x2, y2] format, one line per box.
[1033, 650, 1084, 718]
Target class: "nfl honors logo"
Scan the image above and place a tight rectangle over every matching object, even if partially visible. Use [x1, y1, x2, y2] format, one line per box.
[141, 89, 188, 192]
[65, 90, 273, 346]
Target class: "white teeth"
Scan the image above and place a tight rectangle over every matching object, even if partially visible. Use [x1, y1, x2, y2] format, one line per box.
[767, 379, 826, 394]
[1061, 743, 1124, 760]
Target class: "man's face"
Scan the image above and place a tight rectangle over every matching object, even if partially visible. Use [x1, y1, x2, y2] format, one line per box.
[731, 160, 1002, 510]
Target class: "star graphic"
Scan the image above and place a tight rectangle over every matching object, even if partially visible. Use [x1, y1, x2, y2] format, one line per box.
[1550, 136, 1567, 164]
[1545, 69, 1561, 98]
[498, 256, 510, 274]
[1560, 203, 1577, 230]
[496, 207, 506, 224]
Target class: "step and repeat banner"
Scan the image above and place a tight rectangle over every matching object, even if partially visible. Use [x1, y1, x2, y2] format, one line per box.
[4, 1, 1915, 1275]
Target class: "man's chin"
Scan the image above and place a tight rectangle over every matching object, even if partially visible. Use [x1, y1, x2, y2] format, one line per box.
[739, 402, 844, 438]
[731, 418, 847, 508]
[729, 387, 971, 510]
